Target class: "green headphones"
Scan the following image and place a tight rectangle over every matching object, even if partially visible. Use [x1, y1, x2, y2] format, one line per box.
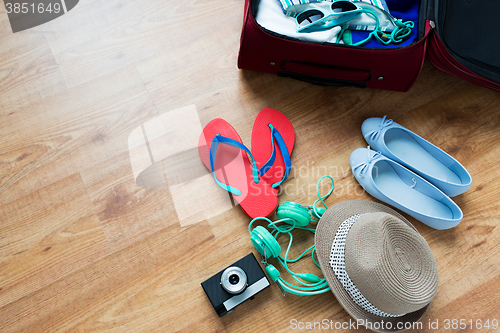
[276, 201, 326, 226]
[249, 176, 334, 296]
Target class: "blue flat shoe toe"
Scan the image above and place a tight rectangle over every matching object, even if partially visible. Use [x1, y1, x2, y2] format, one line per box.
[362, 116, 472, 197]
[350, 147, 463, 230]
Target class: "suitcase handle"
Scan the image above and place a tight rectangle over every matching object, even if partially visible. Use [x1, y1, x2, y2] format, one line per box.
[278, 71, 368, 88]
[278, 60, 370, 87]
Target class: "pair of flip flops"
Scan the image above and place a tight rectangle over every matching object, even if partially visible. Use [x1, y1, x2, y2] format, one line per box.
[198, 108, 295, 218]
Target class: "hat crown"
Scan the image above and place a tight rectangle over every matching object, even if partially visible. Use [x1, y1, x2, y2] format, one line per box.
[345, 213, 438, 315]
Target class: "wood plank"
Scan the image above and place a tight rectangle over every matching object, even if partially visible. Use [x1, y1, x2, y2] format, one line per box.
[0, 1, 66, 116]
[421, 275, 500, 332]
[0, 173, 111, 308]
[176, 313, 229, 333]
[0, 64, 158, 206]
[0, 221, 225, 333]
[43, 0, 242, 88]
[80, 150, 179, 252]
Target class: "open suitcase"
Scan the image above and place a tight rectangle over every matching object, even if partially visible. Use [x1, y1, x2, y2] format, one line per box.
[237, 0, 500, 92]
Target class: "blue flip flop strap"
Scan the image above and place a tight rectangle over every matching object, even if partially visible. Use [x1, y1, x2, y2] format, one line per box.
[210, 134, 259, 196]
[258, 124, 292, 188]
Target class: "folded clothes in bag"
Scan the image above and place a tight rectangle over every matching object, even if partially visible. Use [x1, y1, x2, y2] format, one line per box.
[258, 0, 419, 48]
[279, 0, 389, 18]
[256, 0, 343, 43]
[291, 0, 398, 33]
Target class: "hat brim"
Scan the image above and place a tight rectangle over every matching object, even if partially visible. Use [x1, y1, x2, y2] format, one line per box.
[315, 200, 429, 332]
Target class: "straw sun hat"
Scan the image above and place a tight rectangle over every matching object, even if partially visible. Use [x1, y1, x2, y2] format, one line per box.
[315, 200, 438, 332]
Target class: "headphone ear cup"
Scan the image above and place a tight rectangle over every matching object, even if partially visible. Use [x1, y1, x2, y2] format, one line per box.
[250, 226, 281, 259]
[276, 202, 311, 227]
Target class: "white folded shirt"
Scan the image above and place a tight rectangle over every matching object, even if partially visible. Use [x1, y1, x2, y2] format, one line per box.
[255, 0, 342, 43]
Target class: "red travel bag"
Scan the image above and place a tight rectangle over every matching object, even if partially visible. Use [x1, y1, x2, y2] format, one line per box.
[237, 0, 500, 92]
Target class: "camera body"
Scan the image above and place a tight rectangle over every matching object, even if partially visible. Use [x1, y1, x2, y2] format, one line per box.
[201, 253, 270, 316]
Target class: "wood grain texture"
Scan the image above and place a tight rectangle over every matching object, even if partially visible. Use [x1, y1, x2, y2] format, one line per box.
[0, 2, 66, 116]
[0, 0, 499, 331]
[0, 173, 111, 308]
[421, 275, 500, 332]
[177, 313, 229, 333]
[80, 150, 179, 252]
[0, 64, 158, 206]
[44, 0, 240, 88]
[0, 221, 224, 333]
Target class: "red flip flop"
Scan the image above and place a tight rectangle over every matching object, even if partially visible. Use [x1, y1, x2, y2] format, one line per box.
[251, 108, 295, 189]
[198, 118, 278, 218]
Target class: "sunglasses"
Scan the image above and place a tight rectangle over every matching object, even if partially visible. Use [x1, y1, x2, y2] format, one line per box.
[296, 1, 363, 33]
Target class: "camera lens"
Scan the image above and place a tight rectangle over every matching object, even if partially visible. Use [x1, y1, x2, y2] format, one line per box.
[229, 274, 240, 285]
[221, 267, 247, 294]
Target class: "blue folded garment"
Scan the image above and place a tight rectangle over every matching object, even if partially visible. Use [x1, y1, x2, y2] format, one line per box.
[350, 0, 419, 47]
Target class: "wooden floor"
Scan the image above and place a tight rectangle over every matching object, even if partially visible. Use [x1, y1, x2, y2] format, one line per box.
[1, 0, 499, 332]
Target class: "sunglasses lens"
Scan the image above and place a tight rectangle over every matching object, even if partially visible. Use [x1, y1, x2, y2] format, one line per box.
[297, 10, 324, 28]
[331, 1, 357, 13]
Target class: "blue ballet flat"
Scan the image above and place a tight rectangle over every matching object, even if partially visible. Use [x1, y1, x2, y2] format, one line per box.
[362, 116, 472, 197]
[350, 147, 463, 230]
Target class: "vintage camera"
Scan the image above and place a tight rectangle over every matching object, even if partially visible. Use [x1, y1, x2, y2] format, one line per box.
[201, 253, 270, 316]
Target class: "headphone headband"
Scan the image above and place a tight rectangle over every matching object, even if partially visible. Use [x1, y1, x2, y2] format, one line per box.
[276, 201, 311, 227]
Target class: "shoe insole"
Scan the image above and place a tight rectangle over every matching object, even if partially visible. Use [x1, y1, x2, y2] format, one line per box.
[373, 161, 453, 219]
[385, 129, 461, 184]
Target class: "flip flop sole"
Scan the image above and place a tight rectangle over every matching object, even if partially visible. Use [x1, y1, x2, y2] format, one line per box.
[251, 108, 295, 188]
[198, 118, 278, 218]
